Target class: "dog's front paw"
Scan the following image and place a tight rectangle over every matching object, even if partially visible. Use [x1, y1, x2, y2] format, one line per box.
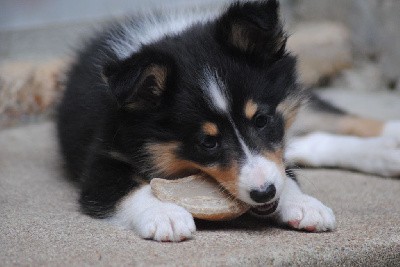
[134, 203, 196, 242]
[278, 194, 336, 232]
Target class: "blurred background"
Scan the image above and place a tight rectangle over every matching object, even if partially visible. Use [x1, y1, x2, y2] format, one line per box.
[1, 0, 400, 129]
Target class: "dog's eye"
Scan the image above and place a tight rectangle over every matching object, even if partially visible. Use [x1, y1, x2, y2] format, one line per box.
[254, 114, 270, 128]
[201, 136, 219, 150]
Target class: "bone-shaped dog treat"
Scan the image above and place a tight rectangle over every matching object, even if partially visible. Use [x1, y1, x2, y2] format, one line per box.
[150, 175, 251, 221]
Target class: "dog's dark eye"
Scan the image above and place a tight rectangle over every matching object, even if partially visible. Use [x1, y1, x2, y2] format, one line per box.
[201, 136, 219, 150]
[254, 114, 270, 128]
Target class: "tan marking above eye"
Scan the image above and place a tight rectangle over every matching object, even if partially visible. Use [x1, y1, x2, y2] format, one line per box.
[244, 99, 258, 120]
[202, 122, 219, 136]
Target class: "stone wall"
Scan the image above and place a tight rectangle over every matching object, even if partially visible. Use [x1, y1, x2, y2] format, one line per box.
[281, 0, 400, 90]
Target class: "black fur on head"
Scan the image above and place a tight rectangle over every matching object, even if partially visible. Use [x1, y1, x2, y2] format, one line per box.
[103, 48, 177, 110]
[215, 0, 287, 65]
[85, 0, 299, 178]
[57, 0, 303, 217]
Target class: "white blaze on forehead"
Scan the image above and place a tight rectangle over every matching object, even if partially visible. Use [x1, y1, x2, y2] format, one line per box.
[201, 69, 253, 161]
[202, 68, 230, 113]
[229, 118, 253, 159]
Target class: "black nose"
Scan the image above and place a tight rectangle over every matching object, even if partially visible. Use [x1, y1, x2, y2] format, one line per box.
[250, 184, 276, 203]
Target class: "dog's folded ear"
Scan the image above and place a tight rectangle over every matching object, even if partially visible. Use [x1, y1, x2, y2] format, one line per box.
[216, 0, 287, 64]
[103, 50, 175, 110]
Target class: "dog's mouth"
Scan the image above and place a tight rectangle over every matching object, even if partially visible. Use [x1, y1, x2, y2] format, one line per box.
[250, 199, 279, 216]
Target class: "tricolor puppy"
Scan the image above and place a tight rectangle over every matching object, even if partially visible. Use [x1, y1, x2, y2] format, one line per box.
[57, 0, 400, 242]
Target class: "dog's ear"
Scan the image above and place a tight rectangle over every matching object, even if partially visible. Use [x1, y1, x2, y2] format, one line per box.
[216, 0, 287, 64]
[103, 50, 175, 110]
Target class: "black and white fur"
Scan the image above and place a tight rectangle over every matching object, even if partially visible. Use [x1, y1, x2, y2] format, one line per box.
[57, 0, 399, 242]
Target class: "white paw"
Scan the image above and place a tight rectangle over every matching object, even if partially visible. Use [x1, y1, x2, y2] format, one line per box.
[278, 194, 336, 232]
[134, 202, 196, 242]
[286, 133, 400, 177]
[359, 136, 400, 177]
[285, 132, 332, 166]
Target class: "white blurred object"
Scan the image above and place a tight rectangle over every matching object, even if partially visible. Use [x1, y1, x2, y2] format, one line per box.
[332, 62, 384, 92]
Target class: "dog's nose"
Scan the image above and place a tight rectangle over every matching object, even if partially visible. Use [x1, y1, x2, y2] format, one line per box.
[250, 184, 276, 203]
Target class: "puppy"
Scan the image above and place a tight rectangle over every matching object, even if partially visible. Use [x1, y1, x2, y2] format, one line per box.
[57, 0, 399, 242]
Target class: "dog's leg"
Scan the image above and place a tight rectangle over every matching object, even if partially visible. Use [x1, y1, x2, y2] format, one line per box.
[285, 132, 400, 177]
[290, 93, 400, 139]
[278, 178, 336, 232]
[80, 153, 195, 242]
[253, 177, 336, 232]
[108, 185, 196, 242]
[286, 93, 400, 176]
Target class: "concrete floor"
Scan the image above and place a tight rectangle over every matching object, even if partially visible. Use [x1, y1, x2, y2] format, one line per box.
[1, 111, 399, 266]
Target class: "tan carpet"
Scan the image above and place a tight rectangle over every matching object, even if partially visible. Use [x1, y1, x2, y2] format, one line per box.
[1, 121, 399, 266]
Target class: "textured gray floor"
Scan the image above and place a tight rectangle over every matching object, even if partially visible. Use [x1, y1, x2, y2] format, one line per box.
[1, 90, 400, 266]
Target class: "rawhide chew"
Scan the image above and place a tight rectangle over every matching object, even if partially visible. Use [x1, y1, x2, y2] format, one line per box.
[150, 175, 250, 221]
